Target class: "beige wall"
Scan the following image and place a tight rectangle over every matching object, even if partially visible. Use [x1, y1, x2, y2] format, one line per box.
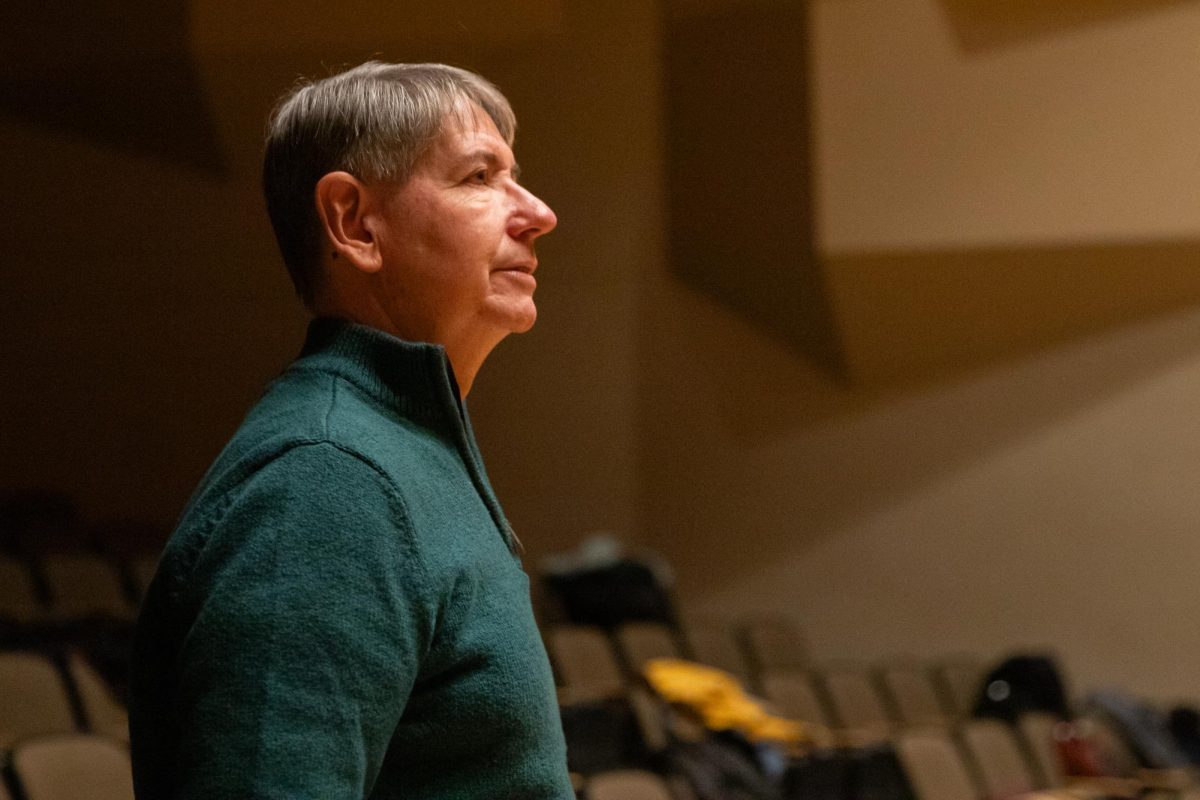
[3, 0, 1200, 703]
[642, 0, 1200, 700]
[813, 0, 1200, 250]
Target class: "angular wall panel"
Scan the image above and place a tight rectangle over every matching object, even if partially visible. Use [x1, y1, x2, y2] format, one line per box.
[664, 4, 844, 376]
[666, 0, 1200, 388]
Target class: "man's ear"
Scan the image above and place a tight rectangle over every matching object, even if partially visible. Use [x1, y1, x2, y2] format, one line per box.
[314, 171, 384, 274]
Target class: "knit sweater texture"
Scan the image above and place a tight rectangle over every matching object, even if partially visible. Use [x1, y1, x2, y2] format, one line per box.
[129, 318, 572, 799]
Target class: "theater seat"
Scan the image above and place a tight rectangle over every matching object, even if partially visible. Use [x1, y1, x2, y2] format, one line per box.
[586, 769, 676, 800]
[10, 733, 133, 800]
[0, 652, 77, 746]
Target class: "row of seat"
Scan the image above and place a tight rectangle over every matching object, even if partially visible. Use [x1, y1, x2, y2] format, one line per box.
[895, 713, 1197, 800]
[546, 618, 1200, 800]
[563, 681, 1186, 799]
[759, 662, 983, 745]
[545, 618, 809, 696]
[0, 655, 1167, 800]
[544, 621, 985, 731]
[566, 711, 1131, 800]
[0, 554, 155, 623]
[0, 648, 135, 798]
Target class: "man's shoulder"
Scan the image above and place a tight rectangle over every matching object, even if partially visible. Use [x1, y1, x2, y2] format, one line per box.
[200, 369, 362, 488]
[188, 366, 453, 522]
[161, 374, 420, 586]
[228, 365, 433, 464]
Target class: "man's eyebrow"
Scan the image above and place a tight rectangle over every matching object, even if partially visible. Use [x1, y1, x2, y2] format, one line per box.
[462, 150, 521, 181]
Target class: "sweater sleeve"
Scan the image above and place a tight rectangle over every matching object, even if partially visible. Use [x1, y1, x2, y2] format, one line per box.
[170, 442, 433, 799]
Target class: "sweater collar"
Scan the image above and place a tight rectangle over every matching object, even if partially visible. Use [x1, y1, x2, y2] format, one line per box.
[294, 317, 465, 431]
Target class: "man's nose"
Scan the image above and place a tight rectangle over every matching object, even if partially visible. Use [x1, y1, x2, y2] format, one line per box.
[510, 185, 557, 240]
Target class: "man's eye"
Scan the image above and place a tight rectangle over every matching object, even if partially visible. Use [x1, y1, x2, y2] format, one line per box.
[468, 169, 488, 184]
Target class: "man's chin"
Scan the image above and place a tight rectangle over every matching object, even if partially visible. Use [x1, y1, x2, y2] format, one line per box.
[509, 311, 537, 334]
[489, 301, 537, 334]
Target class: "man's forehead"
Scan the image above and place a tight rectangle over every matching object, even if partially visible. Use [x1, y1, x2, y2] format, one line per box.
[441, 100, 507, 145]
[425, 106, 516, 166]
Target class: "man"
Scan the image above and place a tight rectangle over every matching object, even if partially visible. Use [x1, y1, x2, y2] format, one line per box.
[129, 62, 570, 799]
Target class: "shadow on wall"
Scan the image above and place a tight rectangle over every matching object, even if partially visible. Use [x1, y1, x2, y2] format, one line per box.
[658, 238, 1200, 439]
[826, 240, 1200, 390]
[937, 0, 1194, 53]
[664, 4, 840, 377]
[0, 0, 228, 174]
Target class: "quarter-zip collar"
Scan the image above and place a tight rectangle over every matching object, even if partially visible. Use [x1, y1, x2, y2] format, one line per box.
[294, 317, 516, 552]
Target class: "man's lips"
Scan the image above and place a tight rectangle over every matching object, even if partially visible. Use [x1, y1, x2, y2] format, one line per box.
[496, 262, 536, 275]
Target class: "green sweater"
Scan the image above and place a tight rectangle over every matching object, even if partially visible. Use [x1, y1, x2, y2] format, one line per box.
[130, 319, 572, 799]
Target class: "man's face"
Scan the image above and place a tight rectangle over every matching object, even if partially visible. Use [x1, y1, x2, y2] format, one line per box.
[370, 101, 557, 350]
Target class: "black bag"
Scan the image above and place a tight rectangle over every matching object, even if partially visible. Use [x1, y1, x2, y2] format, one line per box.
[1168, 706, 1200, 766]
[543, 560, 675, 629]
[973, 654, 1070, 721]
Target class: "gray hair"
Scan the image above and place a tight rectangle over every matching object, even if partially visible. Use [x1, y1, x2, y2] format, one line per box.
[262, 61, 517, 305]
